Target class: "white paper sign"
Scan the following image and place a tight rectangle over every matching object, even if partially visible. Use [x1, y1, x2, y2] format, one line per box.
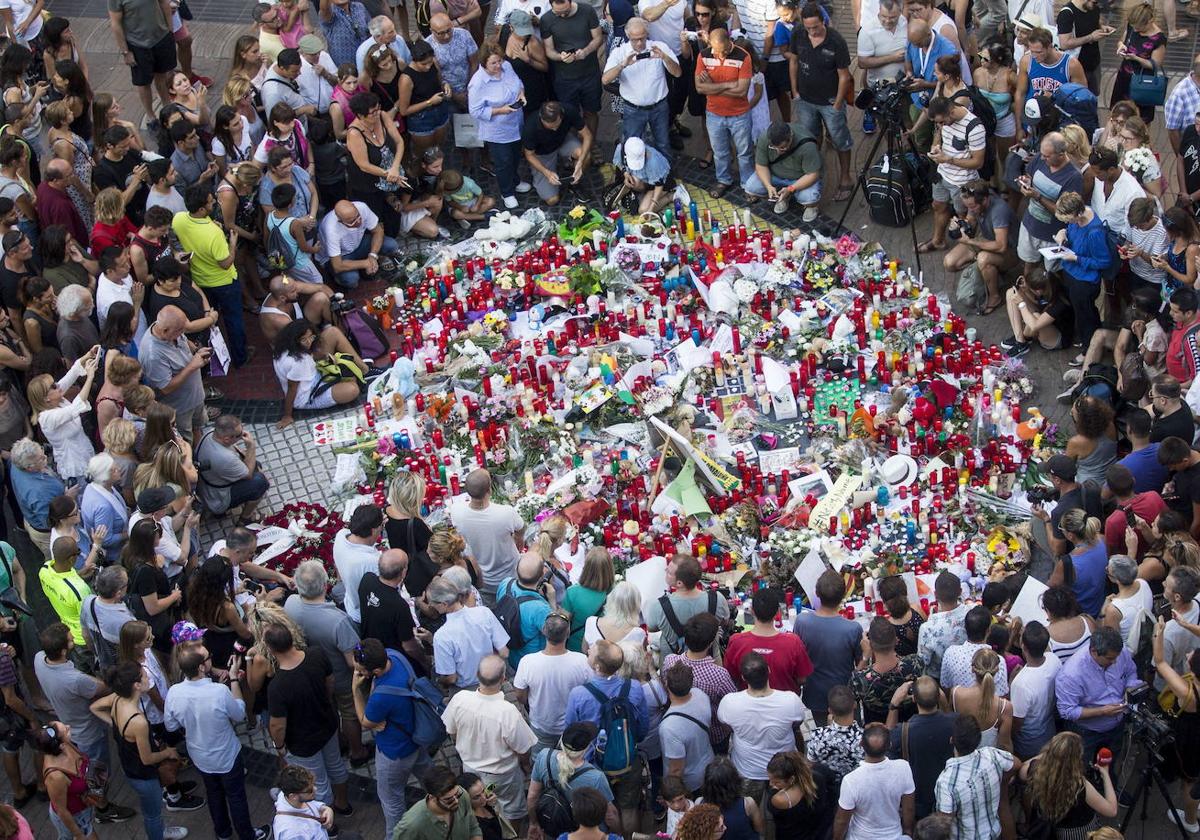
[795, 548, 827, 606]
[209, 327, 231, 375]
[1008, 576, 1050, 627]
[625, 556, 668, 612]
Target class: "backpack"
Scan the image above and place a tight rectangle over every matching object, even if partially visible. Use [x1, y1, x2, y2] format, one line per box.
[1127, 605, 1156, 683]
[956, 263, 988, 313]
[337, 307, 389, 361]
[265, 216, 297, 272]
[658, 590, 719, 654]
[1119, 350, 1151, 404]
[535, 751, 587, 835]
[1051, 82, 1100, 139]
[585, 680, 639, 776]
[369, 652, 448, 749]
[1071, 362, 1120, 407]
[492, 584, 539, 651]
[866, 152, 932, 227]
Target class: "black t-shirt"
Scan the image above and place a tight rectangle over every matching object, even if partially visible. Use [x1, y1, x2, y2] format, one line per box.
[1051, 482, 1104, 540]
[358, 572, 418, 663]
[1036, 291, 1075, 346]
[1152, 405, 1197, 444]
[384, 515, 435, 597]
[1182, 127, 1200, 200]
[1170, 459, 1200, 525]
[0, 263, 33, 311]
[1057, 3, 1101, 72]
[267, 648, 339, 757]
[789, 26, 850, 105]
[93, 154, 149, 226]
[522, 105, 584, 156]
[887, 711, 958, 818]
[539, 3, 601, 80]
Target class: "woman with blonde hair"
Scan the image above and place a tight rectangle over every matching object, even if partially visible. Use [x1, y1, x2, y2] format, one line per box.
[133, 444, 197, 499]
[384, 469, 437, 599]
[949, 648, 1012, 749]
[28, 351, 99, 484]
[1111, 1, 1167, 122]
[583, 580, 646, 653]
[426, 527, 482, 585]
[221, 74, 265, 145]
[1021, 731, 1117, 836]
[1062, 123, 1094, 197]
[89, 187, 136, 256]
[100, 418, 138, 505]
[216, 160, 265, 305]
[526, 513, 572, 602]
[1057, 507, 1109, 617]
[561, 547, 616, 652]
[244, 602, 307, 731]
[45, 99, 92, 230]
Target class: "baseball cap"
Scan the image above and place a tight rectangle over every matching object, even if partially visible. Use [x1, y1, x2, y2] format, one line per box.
[624, 136, 646, 171]
[1, 230, 23, 255]
[509, 9, 534, 35]
[171, 621, 206, 645]
[298, 34, 326, 54]
[1044, 453, 1077, 481]
[137, 485, 178, 514]
[1024, 97, 1044, 121]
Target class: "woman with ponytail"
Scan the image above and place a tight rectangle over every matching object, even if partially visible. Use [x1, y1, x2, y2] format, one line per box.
[948, 648, 1012, 750]
[525, 513, 574, 603]
[1058, 508, 1109, 617]
[766, 750, 834, 840]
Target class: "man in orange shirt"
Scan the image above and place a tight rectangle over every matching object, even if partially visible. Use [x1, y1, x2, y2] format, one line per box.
[694, 27, 753, 197]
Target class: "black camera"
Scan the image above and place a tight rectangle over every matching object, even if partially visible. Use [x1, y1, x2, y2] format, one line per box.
[854, 76, 913, 123]
[1027, 485, 1059, 505]
[1127, 685, 1174, 754]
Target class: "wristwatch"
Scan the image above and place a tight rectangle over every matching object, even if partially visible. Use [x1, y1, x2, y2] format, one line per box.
[368, 252, 378, 259]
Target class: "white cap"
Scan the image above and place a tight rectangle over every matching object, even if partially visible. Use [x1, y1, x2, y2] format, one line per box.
[624, 136, 646, 171]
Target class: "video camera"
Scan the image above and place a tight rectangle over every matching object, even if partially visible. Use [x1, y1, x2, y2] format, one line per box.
[1126, 684, 1175, 757]
[854, 75, 915, 125]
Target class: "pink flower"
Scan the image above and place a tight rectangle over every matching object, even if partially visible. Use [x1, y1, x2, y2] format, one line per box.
[835, 235, 860, 258]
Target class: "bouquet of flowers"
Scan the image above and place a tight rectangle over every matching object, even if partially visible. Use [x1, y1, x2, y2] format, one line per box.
[1122, 146, 1159, 183]
[259, 502, 346, 581]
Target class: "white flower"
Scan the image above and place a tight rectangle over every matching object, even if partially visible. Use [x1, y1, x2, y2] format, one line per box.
[733, 278, 758, 304]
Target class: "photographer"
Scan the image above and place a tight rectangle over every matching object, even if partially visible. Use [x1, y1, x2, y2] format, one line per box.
[944, 180, 1019, 316]
[919, 95, 987, 255]
[1154, 615, 1200, 834]
[1003, 271, 1072, 359]
[1056, 626, 1143, 760]
[1031, 454, 1104, 558]
[1159, 567, 1200, 688]
[903, 19, 958, 151]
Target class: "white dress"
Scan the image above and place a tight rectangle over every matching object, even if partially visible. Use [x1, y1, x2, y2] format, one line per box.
[36, 360, 94, 481]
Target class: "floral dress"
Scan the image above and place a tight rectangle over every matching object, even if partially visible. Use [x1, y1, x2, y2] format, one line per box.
[62, 131, 93, 230]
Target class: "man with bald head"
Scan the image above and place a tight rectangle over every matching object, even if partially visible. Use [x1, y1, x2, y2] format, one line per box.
[903, 17, 956, 152]
[140, 304, 210, 441]
[449, 468, 526, 604]
[425, 13, 477, 109]
[359, 548, 431, 672]
[259, 274, 371, 375]
[36, 159, 87, 244]
[442, 653, 537, 825]
[496, 553, 553, 669]
[602, 16, 680, 157]
[318, 199, 400, 290]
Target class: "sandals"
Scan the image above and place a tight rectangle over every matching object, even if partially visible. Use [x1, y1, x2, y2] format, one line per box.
[1170, 28, 1190, 40]
[981, 299, 1003, 315]
[917, 239, 946, 253]
[833, 184, 853, 202]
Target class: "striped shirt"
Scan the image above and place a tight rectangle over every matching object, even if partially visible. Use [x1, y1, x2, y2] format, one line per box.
[935, 747, 1015, 840]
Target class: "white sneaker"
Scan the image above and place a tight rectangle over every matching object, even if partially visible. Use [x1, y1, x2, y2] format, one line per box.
[773, 193, 791, 214]
[515, 181, 532, 193]
[165, 828, 189, 840]
[802, 206, 819, 223]
[1169, 808, 1199, 833]
[437, 226, 451, 239]
[503, 195, 518, 209]
[1062, 368, 1082, 384]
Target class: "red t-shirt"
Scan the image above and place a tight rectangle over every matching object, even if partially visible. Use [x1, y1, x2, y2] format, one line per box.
[724, 629, 813, 692]
[90, 218, 137, 258]
[1104, 490, 1167, 558]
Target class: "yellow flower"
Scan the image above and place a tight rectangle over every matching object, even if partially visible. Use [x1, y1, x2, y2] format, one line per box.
[568, 206, 586, 221]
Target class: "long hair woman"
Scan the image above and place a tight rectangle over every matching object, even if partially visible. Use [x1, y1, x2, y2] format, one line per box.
[561, 547, 615, 652]
[697, 758, 762, 839]
[1021, 731, 1117, 836]
[948, 648, 1012, 749]
[525, 513, 571, 602]
[121, 518, 179, 654]
[187, 556, 252, 671]
[877, 574, 924, 656]
[766, 750, 834, 840]
[27, 351, 98, 484]
[1155, 616, 1200, 830]
[583, 581, 645, 654]
[1043, 585, 1096, 663]
[244, 602, 307, 733]
[384, 469, 437, 600]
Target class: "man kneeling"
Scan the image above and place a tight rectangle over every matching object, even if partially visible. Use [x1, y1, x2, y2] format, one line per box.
[942, 180, 1020, 315]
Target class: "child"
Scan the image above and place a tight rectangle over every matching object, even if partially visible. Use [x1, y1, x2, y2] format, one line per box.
[735, 38, 770, 139]
[762, 0, 796, 122]
[307, 117, 348, 208]
[988, 624, 1023, 682]
[660, 775, 692, 838]
[435, 168, 495, 228]
[275, 0, 313, 49]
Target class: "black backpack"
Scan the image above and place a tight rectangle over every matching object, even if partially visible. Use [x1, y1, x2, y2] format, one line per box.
[1070, 362, 1120, 407]
[866, 152, 932, 227]
[492, 585, 538, 650]
[950, 90, 998, 180]
[659, 590, 719, 654]
[536, 751, 586, 835]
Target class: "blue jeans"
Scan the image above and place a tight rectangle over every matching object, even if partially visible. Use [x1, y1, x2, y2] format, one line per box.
[48, 804, 93, 840]
[742, 171, 822, 204]
[335, 234, 400, 289]
[487, 139, 523, 198]
[705, 111, 754, 187]
[378, 746, 431, 839]
[203, 281, 247, 367]
[794, 99, 853, 151]
[127, 775, 165, 840]
[622, 98, 671, 159]
[227, 470, 269, 511]
[200, 750, 256, 840]
[286, 733, 349, 805]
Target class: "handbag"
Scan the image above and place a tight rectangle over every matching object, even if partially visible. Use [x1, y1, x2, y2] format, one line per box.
[1130, 58, 1168, 106]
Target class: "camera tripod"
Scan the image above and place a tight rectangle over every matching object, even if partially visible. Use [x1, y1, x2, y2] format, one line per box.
[1119, 744, 1192, 840]
[835, 109, 925, 276]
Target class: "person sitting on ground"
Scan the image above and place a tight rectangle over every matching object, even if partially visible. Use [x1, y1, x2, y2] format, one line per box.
[317, 199, 401, 290]
[434, 168, 494, 228]
[272, 319, 364, 429]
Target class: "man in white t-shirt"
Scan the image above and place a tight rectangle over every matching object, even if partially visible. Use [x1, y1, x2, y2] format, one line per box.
[513, 613, 592, 749]
[834, 723, 916, 840]
[716, 652, 813, 802]
[925, 94, 987, 253]
[858, 0, 907, 83]
[448, 469, 525, 604]
[1010, 621, 1060, 759]
[318, 200, 400, 290]
[95, 246, 146, 341]
[297, 34, 338, 114]
[332, 505, 382, 626]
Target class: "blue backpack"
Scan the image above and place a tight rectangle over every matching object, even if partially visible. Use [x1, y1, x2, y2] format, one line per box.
[585, 680, 638, 776]
[1051, 83, 1100, 139]
[370, 652, 448, 749]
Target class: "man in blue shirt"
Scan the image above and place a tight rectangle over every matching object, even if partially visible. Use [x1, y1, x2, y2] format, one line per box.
[903, 19, 956, 149]
[10, 437, 66, 559]
[564, 639, 650, 837]
[495, 554, 552, 669]
[352, 638, 431, 840]
[1055, 626, 1142, 761]
[1120, 408, 1169, 493]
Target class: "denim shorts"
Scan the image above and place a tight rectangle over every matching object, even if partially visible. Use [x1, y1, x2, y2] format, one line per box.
[407, 102, 450, 136]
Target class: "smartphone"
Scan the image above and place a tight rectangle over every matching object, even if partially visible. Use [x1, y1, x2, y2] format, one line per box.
[1158, 601, 1176, 622]
[636, 50, 651, 59]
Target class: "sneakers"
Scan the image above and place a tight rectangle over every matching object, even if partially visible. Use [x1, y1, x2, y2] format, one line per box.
[1056, 386, 1078, 403]
[503, 195, 518, 209]
[802, 206, 819, 223]
[254, 826, 272, 840]
[1062, 368, 1083, 385]
[999, 334, 1019, 350]
[773, 192, 791, 214]
[437, 226, 451, 239]
[673, 119, 692, 138]
[95, 803, 136, 823]
[456, 218, 471, 230]
[1069, 354, 1085, 367]
[331, 802, 354, 817]
[1169, 808, 1200, 833]
[1006, 341, 1031, 358]
[164, 792, 205, 811]
[165, 828, 189, 840]
[863, 113, 876, 134]
[515, 181, 532, 193]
